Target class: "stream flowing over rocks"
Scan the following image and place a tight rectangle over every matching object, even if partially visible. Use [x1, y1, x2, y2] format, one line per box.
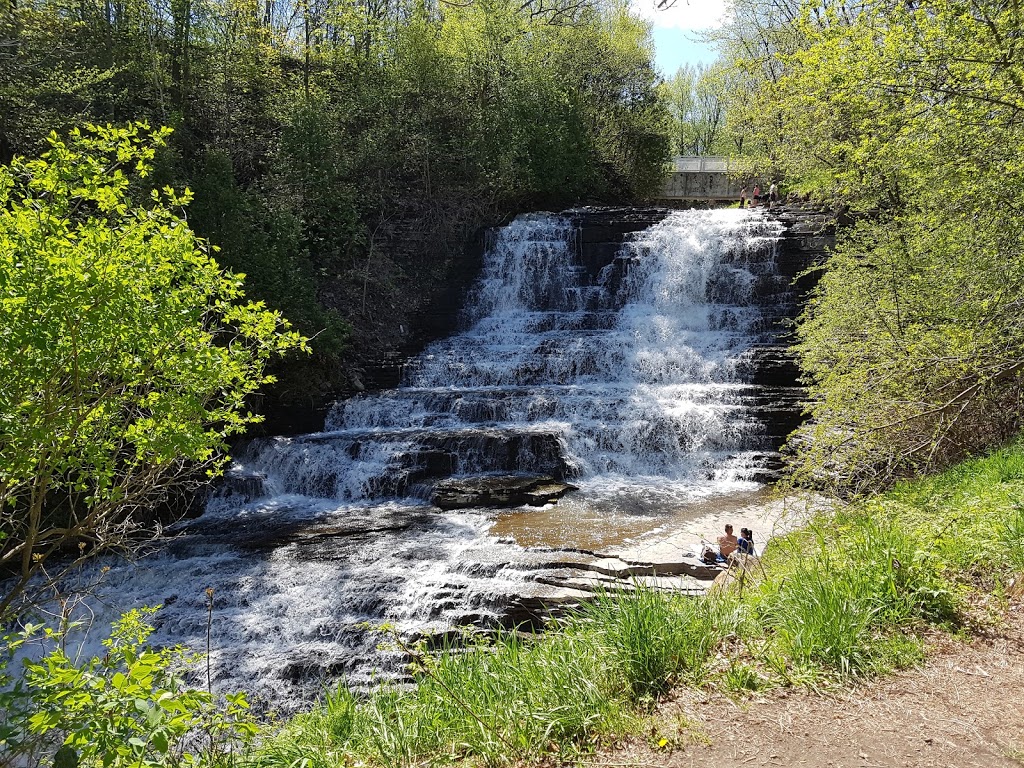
[50, 207, 820, 710]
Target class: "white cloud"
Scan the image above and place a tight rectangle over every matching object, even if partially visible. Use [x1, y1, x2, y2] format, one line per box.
[631, 0, 730, 31]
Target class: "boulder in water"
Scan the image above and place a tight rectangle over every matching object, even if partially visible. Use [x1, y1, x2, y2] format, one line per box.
[432, 474, 577, 510]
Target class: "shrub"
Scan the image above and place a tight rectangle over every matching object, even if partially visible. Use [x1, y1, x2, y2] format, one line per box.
[0, 124, 308, 618]
[0, 607, 257, 768]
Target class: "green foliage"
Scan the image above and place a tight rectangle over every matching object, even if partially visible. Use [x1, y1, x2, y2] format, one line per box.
[660, 63, 732, 156]
[0, 124, 308, 616]
[712, 0, 1024, 485]
[0, 0, 671, 400]
[766, 564, 880, 674]
[748, 508, 955, 676]
[877, 443, 1024, 579]
[723, 661, 768, 692]
[260, 626, 627, 768]
[582, 585, 726, 697]
[185, 149, 350, 361]
[1000, 507, 1024, 573]
[1, 608, 257, 767]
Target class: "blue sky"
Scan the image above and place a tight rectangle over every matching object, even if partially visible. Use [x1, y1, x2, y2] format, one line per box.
[651, 27, 718, 75]
[631, 0, 728, 77]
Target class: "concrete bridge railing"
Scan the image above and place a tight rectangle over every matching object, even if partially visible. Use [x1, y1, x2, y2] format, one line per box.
[661, 155, 745, 201]
[670, 156, 731, 173]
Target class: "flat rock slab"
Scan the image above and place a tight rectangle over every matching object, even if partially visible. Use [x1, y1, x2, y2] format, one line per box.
[579, 556, 721, 580]
[432, 474, 578, 510]
[605, 494, 823, 577]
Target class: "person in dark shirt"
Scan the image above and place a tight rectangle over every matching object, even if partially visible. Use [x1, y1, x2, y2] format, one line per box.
[737, 527, 755, 555]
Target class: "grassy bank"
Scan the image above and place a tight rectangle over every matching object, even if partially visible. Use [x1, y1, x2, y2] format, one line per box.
[256, 442, 1024, 767]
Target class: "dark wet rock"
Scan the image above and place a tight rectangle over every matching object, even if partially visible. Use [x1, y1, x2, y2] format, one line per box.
[213, 469, 267, 504]
[523, 482, 577, 506]
[567, 207, 672, 280]
[432, 474, 578, 510]
[401, 450, 456, 480]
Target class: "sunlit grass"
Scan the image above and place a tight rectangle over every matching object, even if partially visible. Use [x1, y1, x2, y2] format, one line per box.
[256, 439, 1024, 766]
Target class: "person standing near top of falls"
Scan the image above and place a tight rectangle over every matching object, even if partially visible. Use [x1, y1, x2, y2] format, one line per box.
[739, 187, 747, 208]
[769, 182, 779, 207]
[751, 184, 761, 207]
[718, 524, 739, 559]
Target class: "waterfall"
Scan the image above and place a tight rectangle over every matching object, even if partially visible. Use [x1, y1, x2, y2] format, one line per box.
[46, 208, 788, 709]
[239, 208, 785, 501]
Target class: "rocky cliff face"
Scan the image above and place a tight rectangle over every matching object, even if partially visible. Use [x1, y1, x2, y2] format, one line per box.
[743, 203, 837, 473]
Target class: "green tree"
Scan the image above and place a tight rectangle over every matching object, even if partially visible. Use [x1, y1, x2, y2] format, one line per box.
[0, 123, 308, 617]
[662, 63, 729, 156]
[717, 0, 1024, 488]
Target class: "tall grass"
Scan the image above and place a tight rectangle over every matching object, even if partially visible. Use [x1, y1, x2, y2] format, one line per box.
[257, 440, 1024, 766]
[580, 586, 729, 698]
[1001, 505, 1024, 572]
[882, 443, 1024, 577]
[764, 563, 881, 675]
[259, 622, 629, 768]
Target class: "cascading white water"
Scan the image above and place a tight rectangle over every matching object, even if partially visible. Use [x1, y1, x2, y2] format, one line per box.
[44, 208, 787, 709]
[321, 208, 785, 493]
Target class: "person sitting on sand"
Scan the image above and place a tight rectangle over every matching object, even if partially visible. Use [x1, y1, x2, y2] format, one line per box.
[718, 524, 738, 559]
[737, 527, 755, 555]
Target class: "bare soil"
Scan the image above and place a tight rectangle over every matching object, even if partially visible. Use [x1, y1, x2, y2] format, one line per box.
[592, 600, 1024, 768]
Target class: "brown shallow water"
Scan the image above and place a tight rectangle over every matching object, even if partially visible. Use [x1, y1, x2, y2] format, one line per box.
[490, 487, 772, 551]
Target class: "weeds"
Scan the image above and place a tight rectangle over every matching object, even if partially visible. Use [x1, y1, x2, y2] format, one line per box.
[260, 626, 627, 768]
[723, 661, 769, 692]
[1000, 505, 1024, 572]
[580, 586, 725, 698]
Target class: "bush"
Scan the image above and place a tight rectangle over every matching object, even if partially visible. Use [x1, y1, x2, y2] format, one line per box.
[0, 124, 308, 618]
[1, 607, 257, 768]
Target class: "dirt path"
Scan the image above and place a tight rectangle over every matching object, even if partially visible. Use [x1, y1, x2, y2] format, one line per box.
[594, 601, 1024, 768]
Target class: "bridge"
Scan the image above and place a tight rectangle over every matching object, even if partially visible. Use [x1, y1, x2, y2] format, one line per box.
[660, 156, 747, 201]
